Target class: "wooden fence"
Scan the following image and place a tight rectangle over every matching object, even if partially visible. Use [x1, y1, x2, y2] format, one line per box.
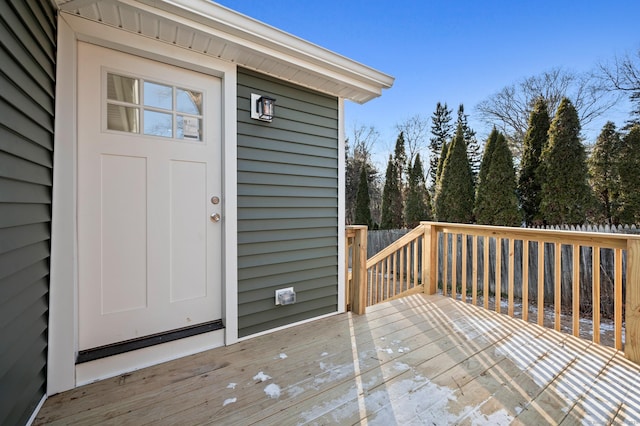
[346, 222, 640, 364]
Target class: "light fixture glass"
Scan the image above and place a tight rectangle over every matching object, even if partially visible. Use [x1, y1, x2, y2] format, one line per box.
[258, 96, 276, 121]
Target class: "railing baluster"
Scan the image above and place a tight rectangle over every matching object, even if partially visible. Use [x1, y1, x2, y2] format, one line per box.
[399, 249, 403, 296]
[615, 247, 623, 350]
[413, 239, 418, 288]
[380, 260, 385, 304]
[484, 236, 489, 310]
[593, 246, 600, 344]
[462, 234, 467, 303]
[508, 238, 514, 317]
[452, 233, 457, 300]
[538, 241, 544, 326]
[555, 242, 562, 331]
[572, 244, 580, 337]
[443, 233, 448, 297]
[385, 256, 390, 301]
[472, 235, 478, 306]
[522, 240, 529, 322]
[496, 237, 502, 313]
[405, 244, 410, 293]
[392, 251, 396, 298]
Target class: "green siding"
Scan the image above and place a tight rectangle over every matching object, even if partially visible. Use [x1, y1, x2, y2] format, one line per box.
[237, 68, 339, 338]
[0, 0, 55, 424]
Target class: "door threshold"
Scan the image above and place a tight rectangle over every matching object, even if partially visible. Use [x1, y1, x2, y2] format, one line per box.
[75, 327, 225, 386]
[77, 320, 224, 364]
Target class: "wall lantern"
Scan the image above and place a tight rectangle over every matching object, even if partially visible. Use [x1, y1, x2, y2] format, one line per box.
[251, 93, 276, 122]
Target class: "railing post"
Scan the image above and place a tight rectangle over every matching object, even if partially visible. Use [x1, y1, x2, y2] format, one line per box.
[350, 225, 368, 315]
[626, 238, 640, 362]
[422, 222, 437, 295]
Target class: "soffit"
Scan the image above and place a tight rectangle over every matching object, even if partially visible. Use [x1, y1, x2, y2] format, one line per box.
[55, 0, 394, 103]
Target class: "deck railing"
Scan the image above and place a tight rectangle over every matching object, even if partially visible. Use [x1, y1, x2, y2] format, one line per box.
[365, 226, 426, 305]
[347, 221, 640, 364]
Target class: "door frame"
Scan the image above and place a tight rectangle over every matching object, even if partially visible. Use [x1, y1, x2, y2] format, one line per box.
[49, 13, 239, 393]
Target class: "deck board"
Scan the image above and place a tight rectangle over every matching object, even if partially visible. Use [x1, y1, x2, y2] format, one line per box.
[35, 294, 640, 425]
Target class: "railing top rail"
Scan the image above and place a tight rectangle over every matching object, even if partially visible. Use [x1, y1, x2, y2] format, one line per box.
[421, 221, 640, 250]
[366, 225, 425, 267]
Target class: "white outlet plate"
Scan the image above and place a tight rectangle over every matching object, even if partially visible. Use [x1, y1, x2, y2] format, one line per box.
[275, 287, 295, 305]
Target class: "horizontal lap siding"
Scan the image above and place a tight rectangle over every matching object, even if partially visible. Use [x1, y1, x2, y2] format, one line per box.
[237, 68, 338, 338]
[0, 1, 55, 424]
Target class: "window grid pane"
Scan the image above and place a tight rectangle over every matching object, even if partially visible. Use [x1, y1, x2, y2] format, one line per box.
[106, 72, 204, 141]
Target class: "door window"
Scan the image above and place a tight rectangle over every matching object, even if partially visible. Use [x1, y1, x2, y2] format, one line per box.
[105, 72, 203, 141]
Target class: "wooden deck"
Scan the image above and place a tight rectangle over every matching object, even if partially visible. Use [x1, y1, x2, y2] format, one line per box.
[36, 294, 640, 425]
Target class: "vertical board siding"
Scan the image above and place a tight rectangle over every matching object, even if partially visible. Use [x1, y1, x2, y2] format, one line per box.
[237, 68, 339, 338]
[0, 1, 55, 424]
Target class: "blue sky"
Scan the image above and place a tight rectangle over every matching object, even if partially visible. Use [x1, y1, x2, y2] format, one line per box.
[216, 0, 640, 167]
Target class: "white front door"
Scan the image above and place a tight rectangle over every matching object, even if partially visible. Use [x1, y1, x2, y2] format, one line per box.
[77, 42, 222, 351]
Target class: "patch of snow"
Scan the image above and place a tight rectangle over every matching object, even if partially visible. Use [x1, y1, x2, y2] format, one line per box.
[314, 361, 353, 386]
[469, 408, 514, 425]
[253, 371, 271, 382]
[393, 361, 410, 371]
[223, 397, 237, 407]
[376, 347, 394, 355]
[278, 353, 288, 359]
[398, 347, 410, 353]
[320, 352, 328, 357]
[380, 337, 386, 341]
[288, 385, 305, 398]
[367, 374, 457, 424]
[226, 383, 236, 389]
[297, 387, 359, 424]
[264, 383, 281, 399]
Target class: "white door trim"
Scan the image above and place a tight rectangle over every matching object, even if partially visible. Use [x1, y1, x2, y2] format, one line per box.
[49, 13, 238, 394]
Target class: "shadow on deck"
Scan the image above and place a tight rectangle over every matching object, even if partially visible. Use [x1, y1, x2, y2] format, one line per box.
[36, 294, 640, 425]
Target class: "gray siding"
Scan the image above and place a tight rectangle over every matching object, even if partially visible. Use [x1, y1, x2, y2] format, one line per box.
[237, 68, 339, 338]
[0, 0, 55, 424]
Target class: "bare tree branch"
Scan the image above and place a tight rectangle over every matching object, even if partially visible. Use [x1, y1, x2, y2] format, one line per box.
[598, 50, 640, 92]
[394, 114, 431, 166]
[475, 67, 620, 159]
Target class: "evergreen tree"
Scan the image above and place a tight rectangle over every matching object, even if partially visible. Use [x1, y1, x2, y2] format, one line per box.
[429, 102, 453, 188]
[434, 123, 475, 223]
[540, 98, 593, 225]
[457, 104, 481, 185]
[380, 155, 403, 229]
[518, 97, 550, 226]
[345, 131, 381, 224]
[435, 140, 450, 188]
[476, 127, 499, 198]
[354, 166, 373, 227]
[405, 154, 432, 227]
[588, 122, 622, 225]
[393, 131, 408, 185]
[475, 132, 521, 226]
[617, 125, 640, 224]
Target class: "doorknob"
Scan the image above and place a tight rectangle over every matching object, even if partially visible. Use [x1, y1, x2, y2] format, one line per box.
[210, 213, 221, 222]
